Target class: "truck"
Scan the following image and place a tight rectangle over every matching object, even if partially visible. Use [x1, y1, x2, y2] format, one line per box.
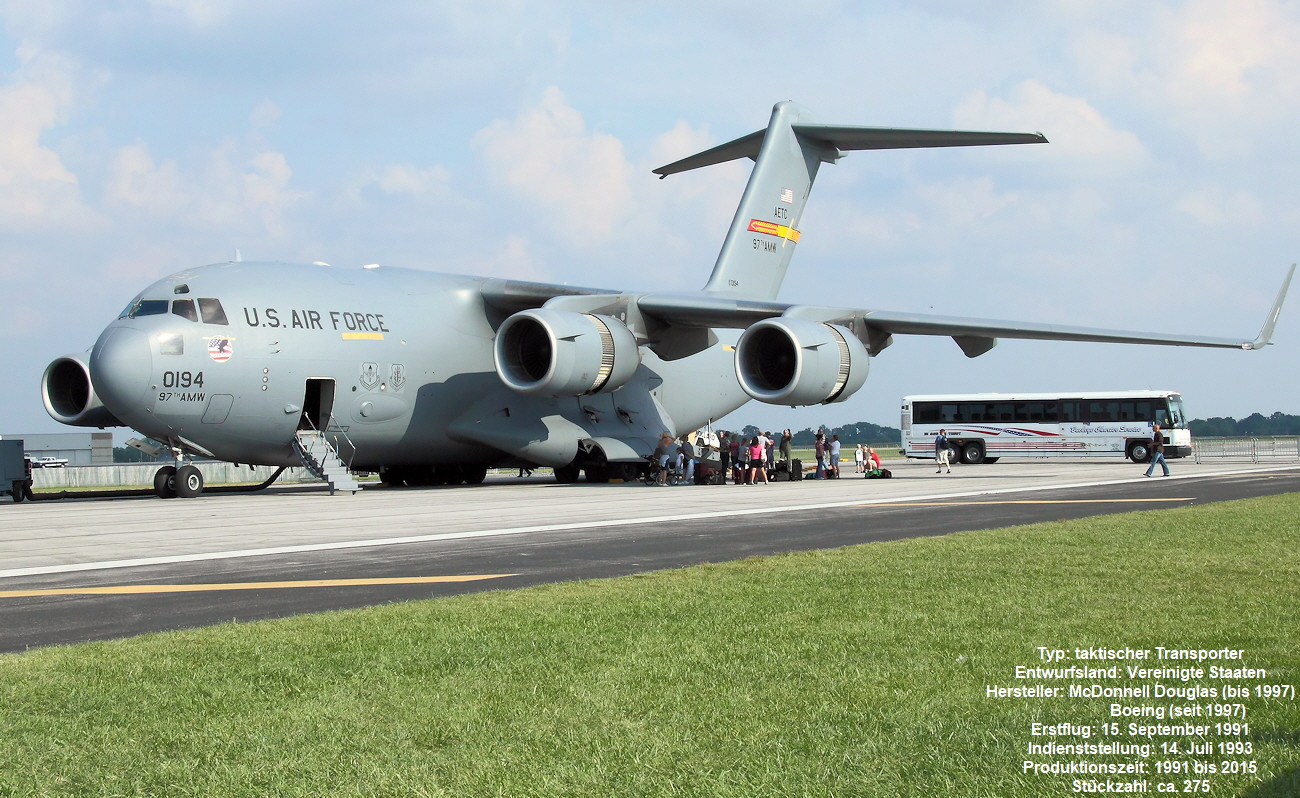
[1, 439, 35, 503]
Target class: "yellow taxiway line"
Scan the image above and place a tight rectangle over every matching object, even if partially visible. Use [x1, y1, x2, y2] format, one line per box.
[0, 575, 516, 599]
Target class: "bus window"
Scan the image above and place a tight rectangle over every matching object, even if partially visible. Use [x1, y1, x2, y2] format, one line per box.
[1042, 402, 1059, 422]
[1088, 401, 1120, 422]
[1015, 401, 1050, 422]
[1060, 401, 1083, 422]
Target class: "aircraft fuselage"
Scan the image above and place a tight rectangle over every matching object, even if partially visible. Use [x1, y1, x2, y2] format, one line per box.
[80, 261, 747, 472]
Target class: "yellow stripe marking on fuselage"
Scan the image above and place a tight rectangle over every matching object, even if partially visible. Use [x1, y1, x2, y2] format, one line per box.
[0, 575, 516, 599]
[341, 332, 385, 340]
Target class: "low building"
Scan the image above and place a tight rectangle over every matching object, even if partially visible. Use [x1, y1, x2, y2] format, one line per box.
[0, 432, 114, 466]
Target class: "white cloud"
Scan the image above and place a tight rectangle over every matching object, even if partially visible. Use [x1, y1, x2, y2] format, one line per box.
[1177, 187, 1267, 228]
[1072, 0, 1300, 156]
[953, 80, 1147, 177]
[354, 163, 452, 197]
[0, 47, 101, 234]
[104, 138, 306, 238]
[473, 87, 635, 245]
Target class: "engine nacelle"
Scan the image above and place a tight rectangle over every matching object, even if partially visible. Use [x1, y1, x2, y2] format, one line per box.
[735, 319, 869, 405]
[494, 309, 640, 396]
[42, 353, 125, 427]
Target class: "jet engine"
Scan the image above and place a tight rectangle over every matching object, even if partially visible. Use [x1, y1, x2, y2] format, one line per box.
[734, 318, 869, 405]
[41, 353, 125, 427]
[494, 309, 640, 396]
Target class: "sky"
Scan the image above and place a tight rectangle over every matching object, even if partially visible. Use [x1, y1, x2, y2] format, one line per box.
[2, 0, 1297, 443]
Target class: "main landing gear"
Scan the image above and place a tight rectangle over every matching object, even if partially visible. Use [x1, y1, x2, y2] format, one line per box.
[153, 462, 204, 499]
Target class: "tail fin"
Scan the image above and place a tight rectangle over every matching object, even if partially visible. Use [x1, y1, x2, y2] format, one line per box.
[653, 101, 1047, 300]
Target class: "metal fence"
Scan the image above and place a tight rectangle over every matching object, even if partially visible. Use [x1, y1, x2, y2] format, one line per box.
[1192, 436, 1300, 463]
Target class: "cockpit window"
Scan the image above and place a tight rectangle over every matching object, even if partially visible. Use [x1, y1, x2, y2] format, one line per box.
[197, 298, 229, 325]
[171, 299, 198, 322]
[119, 299, 170, 319]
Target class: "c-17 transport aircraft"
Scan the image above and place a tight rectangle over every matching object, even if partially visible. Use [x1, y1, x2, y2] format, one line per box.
[42, 101, 1294, 498]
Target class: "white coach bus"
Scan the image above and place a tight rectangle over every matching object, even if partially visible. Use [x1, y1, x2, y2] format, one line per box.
[900, 390, 1191, 464]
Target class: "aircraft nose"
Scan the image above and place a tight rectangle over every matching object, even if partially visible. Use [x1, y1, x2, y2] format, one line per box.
[89, 326, 154, 419]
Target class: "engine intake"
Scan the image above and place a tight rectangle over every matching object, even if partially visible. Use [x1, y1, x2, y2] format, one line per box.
[735, 319, 869, 405]
[494, 309, 640, 396]
[42, 353, 125, 427]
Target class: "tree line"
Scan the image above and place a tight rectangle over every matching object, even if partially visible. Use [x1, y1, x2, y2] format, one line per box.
[1188, 412, 1300, 437]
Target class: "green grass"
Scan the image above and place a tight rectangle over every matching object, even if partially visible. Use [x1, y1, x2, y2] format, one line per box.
[2, 494, 1298, 796]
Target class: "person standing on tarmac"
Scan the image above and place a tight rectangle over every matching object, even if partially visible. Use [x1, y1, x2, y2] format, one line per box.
[1144, 424, 1170, 477]
[748, 437, 769, 485]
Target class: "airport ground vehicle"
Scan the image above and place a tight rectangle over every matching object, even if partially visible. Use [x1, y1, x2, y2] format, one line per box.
[900, 390, 1191, 464]
[1, 439, 35, 503]
[30, 456, 69, 468]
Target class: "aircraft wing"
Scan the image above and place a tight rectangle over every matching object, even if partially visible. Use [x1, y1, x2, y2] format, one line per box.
[637, 263, 1294, 357]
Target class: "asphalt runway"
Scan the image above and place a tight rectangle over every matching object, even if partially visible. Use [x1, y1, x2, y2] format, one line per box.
[2, 459, 1298, 653]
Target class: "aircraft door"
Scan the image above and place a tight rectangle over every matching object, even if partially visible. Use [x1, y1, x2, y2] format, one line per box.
[300, 378, 336, 431]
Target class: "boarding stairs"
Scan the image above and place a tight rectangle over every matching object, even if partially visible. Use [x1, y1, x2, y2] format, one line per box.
[293, 427, 362, 495]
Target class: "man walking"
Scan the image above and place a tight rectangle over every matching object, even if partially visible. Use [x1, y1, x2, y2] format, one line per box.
[1144, 424, 1170, 477]
[935, 429, 952, 474]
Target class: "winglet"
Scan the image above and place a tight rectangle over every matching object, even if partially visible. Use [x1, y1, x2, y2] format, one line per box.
[1246, 263, 1295, 349]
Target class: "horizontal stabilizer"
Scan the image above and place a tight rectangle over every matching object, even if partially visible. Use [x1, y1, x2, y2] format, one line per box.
[653, 131, 765, 178]
[791, 124, 1047, 152]
[653, 124, 1047, 177]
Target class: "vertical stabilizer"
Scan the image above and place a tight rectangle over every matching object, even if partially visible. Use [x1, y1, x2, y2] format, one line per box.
[655, 102, 831, 300]
[652, 102, 1047, 301]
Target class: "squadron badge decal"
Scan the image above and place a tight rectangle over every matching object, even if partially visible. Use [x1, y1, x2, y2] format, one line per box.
[207, 337, 233, 363]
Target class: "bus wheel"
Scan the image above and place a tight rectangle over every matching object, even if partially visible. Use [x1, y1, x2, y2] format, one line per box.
[1127, 441, 1151, 463]
[960, 442, 985, 464]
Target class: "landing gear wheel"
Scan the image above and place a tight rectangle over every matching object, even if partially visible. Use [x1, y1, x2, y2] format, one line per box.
[10, 488, 23, 503]
[378, 468, 407, 487]
[462, 465, 487, 485]
[176, 465, 204, 498]
[154, 466, 178, 499]
[610, 462, 639, 483]
[554, 464, 581, 483]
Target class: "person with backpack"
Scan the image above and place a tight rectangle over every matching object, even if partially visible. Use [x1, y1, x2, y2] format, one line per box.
[935, 429, 952, 474]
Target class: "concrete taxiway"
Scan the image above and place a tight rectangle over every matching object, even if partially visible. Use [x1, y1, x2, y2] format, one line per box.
[1, 459, 1297, 652]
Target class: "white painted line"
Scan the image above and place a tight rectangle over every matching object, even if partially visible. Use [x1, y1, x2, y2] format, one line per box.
[1, 464, 1294, 580]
